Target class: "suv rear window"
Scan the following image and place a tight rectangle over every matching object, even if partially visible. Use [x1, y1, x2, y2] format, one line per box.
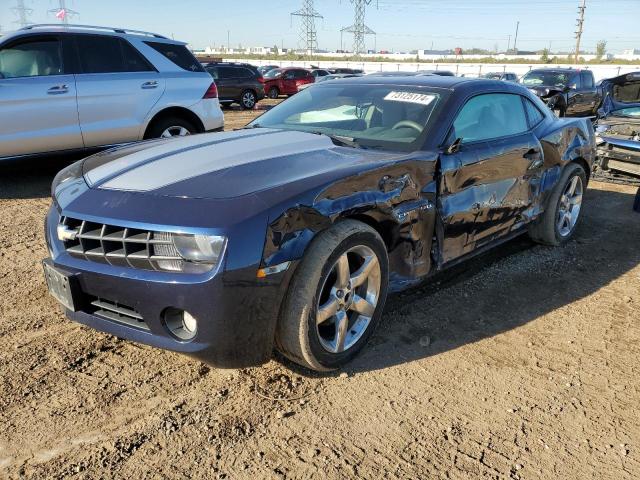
[145, 41, 204, 72]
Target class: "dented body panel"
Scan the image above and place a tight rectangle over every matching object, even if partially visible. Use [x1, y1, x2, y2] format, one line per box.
[44, 75, 596, 367]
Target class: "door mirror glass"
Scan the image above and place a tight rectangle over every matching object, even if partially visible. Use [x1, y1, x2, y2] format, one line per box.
[568, 83, 577, 90]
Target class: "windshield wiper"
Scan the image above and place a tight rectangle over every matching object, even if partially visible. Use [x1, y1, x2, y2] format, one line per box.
[310, 131, 361, 148]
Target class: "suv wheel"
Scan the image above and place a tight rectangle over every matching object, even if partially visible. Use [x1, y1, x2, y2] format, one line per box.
[145, 117, 198, 139]
[268, 87, 279, 99]
[240, 90, 257, 109]
[276, 220, 389, 371]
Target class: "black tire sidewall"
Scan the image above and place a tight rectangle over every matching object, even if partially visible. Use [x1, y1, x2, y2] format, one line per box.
[304, 230, 389, 370]
[269, 87, 279, 99]
[146, 117, 197, 139]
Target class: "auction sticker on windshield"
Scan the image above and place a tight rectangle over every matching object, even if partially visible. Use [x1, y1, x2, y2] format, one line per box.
[384, 91, 436, 106]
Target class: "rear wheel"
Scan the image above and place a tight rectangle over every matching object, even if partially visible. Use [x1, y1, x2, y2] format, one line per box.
[268, 87, 280, 99]
[145, 116, 198, 139]
[276, 220, 389, 371]
[529, 163, 586, 245]
[240, 90, 257, 109]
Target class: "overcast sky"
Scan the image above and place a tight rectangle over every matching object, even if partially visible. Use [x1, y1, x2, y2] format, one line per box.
[1, 0, 638, 53]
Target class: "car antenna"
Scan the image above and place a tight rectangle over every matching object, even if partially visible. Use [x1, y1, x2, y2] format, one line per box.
[446, 137, 463, 154]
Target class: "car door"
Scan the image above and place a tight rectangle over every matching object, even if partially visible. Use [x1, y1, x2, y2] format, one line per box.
[580, 71, 598, 115]
[280, 70, 298, 94]
[0, 34, 83, 158]
[565, 72, 583, 116]
[74, 34, 165, 147]
[438, 93, 545, 263]
[207, 66, 232, 102]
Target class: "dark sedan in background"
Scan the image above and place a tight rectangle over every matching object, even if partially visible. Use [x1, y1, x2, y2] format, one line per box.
[44, 76, 595, 371]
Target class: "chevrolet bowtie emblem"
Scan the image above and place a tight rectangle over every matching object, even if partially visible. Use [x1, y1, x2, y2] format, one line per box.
[57, 224, 79, 242]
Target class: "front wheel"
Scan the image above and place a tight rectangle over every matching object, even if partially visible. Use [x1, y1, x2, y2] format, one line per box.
[529, 163, 586, 245]
[240, 90, 257, 109]
[276, 220, 389, 371]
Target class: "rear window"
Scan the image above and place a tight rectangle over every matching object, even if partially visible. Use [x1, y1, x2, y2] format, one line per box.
[145, 41, 204, 72]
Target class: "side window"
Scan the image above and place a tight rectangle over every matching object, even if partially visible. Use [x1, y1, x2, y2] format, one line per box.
[206, 66, 219, 79]
[581, 71, 594, 89]
[144, 41, 204, 72]
[523, 97, 545, 128]
[238, 68, 254, 79]
[570, 73, 581, 89]
[120, 40, 154, 72]
[283, 70, 295, 80]
[76, 35, 124, 73]
[452, 93, 529, 143]
[0, 38, 63, 78]
[217, 67, 233, 79]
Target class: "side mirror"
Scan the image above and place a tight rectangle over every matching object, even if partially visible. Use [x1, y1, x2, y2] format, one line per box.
[566, 83, 577, 91]
[445, 137, 463, 155]
[0, 72, 5, 80]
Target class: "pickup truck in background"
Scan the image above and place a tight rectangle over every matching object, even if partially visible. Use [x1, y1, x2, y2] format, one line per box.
[520, 68, 601, 118]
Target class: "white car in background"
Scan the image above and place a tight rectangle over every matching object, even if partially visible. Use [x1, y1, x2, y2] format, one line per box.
[0, 24, 224, 162]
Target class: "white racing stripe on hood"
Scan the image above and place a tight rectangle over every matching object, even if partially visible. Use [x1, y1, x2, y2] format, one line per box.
[99, 130, 335, 192]
[85, 129, 271, 187]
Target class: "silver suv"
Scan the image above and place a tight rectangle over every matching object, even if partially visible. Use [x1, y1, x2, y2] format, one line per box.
[0, 24, 224, 161]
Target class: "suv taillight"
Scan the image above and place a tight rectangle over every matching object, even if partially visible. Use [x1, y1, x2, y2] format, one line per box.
[257, 76, 265, 83]
[203, 82, 218, 99]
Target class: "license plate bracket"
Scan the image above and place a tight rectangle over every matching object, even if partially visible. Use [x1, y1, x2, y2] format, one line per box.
[43, 261, 78, 312]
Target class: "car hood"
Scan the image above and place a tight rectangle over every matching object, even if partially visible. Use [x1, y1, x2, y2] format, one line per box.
[81, 128, 411, 200]
[598, 72, 640, 117]
[525, 85, 565, 97]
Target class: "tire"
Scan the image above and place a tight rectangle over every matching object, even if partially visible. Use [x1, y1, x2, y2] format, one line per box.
[240, 90, 257, 109]
[275, 220, 389, 371]
[145, 116, 198, 139]
[529, 163, 587, 246]
[268, 87, 279, 99]
[549, 95, 566, 117]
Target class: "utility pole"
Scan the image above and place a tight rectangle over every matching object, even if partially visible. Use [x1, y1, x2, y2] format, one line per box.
[513, 21, 520, 53]
[291, 0, 322, 56]
[507, 35, 511, 53]
[341, 0, 376, 56]
[574, 0, 586, 64]
[227, 30, 230, 52]
[12, 0, 32, 27]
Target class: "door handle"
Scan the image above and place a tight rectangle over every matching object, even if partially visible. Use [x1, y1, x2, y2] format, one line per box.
[141, 81, 158, 89]
[47, 84, 69, 95]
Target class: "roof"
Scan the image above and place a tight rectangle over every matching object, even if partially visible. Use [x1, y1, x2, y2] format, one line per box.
[329, 74, 473, 89]
[3, 24, 182, 44]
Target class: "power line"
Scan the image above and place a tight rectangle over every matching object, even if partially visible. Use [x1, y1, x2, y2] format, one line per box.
[341, 0, 377, 56]
[574, 0, 586, 63]
[291, 0, 322, 55]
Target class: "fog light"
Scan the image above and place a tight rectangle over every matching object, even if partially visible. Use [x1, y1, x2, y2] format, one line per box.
[163, 308, 198, 341]
[182, 311, 198, 333]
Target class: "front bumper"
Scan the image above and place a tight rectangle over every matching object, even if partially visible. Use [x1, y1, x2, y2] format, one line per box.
[597, 137, 640, 177]
[44, 205, 290, 368]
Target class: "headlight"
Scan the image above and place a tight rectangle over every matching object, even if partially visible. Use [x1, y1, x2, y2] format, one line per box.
[153, 232, 226, 273]
[51, 160, 83, 197]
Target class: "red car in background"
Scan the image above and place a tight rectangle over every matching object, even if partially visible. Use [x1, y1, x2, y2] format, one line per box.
[263, 67, 314, 98]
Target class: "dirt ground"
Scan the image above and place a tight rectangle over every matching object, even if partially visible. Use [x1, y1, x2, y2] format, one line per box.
[1, 101, 639, 479]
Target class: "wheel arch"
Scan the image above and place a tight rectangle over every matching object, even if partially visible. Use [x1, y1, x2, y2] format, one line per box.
[143, 107, 205, 139]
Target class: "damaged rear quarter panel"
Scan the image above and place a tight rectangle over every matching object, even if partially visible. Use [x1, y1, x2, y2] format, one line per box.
[261, 153, 439, 291]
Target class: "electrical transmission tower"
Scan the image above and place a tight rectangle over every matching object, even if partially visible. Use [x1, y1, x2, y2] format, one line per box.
[49, 0, 79, 24]
[341, 0, 376, 56]
[574, 0, 586, 64]
[12, 0, 33, 27]
[291, 0, 322, 56]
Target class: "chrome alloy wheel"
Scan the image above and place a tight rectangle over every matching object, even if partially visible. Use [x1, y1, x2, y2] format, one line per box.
[242, 91, 256, 108]
[315, 245, 381, 354]
[161, 126, 191, 138]
[557, 175, 583, 237]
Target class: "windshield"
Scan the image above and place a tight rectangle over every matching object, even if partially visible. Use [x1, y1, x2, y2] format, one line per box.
[481, 73, 502, 80]
[248, 84, 442, 150]
[521, 71, 571, 87]
[612, 107, 640, 118]
[264, 68, 283, 79]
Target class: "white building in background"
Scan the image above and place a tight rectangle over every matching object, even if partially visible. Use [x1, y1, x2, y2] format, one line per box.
[617, 49, 640, 61]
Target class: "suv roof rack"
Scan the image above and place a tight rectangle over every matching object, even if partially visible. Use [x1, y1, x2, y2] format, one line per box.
[20, 24, 167, 39]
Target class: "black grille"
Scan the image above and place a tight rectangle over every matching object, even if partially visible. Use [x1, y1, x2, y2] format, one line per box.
[60, 217, 184, 272]
[89, 297, 148, 330]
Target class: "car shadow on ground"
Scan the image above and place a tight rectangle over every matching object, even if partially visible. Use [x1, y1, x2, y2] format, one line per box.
[0, 157, 77, 200]
[278, 186, 640, 376]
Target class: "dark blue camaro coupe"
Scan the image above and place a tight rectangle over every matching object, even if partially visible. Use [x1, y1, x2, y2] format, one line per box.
[44, 76, 595, 371]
